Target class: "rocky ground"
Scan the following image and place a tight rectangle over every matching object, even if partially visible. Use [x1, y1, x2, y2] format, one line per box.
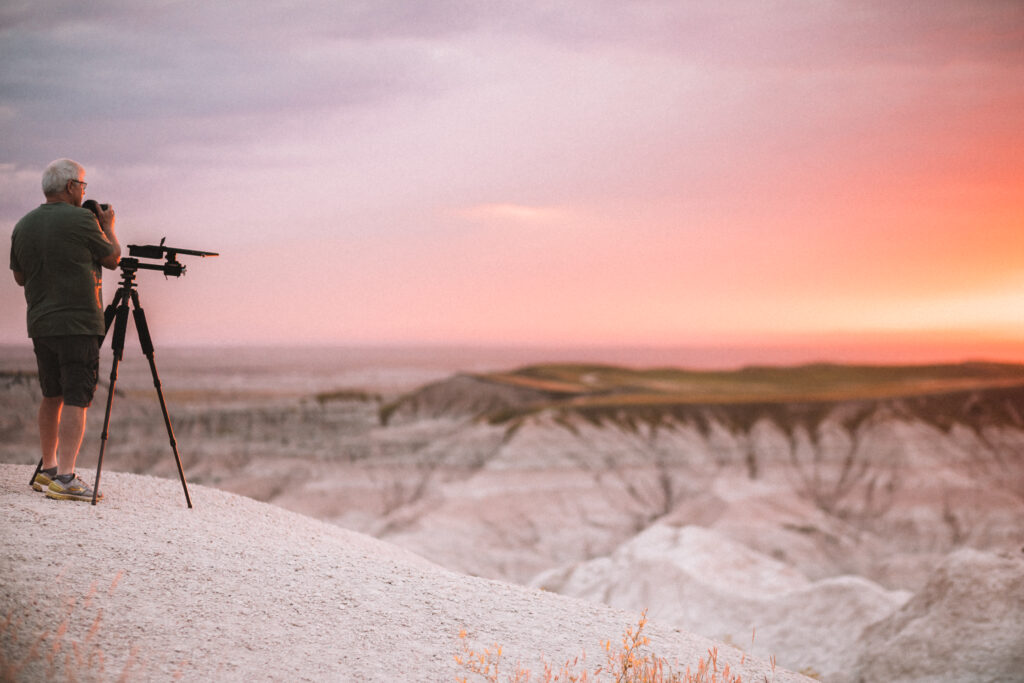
[2, 466, 802, 682]
[2, 359, 1023, 681]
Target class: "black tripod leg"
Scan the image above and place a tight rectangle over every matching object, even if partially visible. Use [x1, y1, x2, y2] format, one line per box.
[100, 289, 125, 349]
[94, 299, 130, 505]
[29, 458, 43, 489]
[132, 292, 192, 508]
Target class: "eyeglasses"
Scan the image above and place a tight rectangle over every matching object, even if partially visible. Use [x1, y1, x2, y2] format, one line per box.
[70, 179, 87, 189]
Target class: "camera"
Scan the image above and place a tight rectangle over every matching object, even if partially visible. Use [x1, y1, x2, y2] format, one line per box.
[82, 199, 109, 216]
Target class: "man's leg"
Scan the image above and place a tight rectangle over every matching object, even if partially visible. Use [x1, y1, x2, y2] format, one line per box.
[33, 338, 65, 474]
[40, 336, 102, 501]
[53, 335, 99, 477]
[47, 403, 101, 502]
[38, 396, 63, 471]
[57, 405, 88, 476]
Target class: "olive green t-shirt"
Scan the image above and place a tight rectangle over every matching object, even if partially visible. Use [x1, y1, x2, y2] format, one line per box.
[10, 202, 116, 337]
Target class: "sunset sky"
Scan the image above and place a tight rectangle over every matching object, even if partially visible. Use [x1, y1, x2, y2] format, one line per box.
[2, 1, 1023, 365]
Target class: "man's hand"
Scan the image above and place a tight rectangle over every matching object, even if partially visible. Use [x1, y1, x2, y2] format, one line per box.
[95, 203, 115, 233]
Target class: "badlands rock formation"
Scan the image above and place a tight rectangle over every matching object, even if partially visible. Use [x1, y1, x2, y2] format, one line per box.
[853, 548, 1024, 681]
[3, 361, 1023, 680]
[376, 371, 1024, 587]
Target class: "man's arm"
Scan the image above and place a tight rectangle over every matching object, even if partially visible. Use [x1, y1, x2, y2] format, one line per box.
[13, 270, 25, 286]
[95, 204, 121, 269]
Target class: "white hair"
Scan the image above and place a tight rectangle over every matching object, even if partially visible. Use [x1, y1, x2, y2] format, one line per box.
[41, 158, 84, 195]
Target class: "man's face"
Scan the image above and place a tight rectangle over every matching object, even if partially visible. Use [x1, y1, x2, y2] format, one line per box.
[67, 174, 86, 207]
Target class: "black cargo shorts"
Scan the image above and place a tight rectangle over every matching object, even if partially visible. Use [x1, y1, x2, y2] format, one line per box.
[32, 335, 101, 408]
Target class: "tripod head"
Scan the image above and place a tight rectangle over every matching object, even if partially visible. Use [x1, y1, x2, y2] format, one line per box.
[123, 238, 218, 277]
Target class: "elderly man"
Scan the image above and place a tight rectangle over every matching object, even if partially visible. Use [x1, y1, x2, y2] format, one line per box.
[10, 158, 121, 501]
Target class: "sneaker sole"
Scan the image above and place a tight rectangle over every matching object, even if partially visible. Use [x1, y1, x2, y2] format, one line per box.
[45, 490, 103, 502]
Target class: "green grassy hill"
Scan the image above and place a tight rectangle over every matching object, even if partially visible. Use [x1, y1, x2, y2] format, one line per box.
[476, 361, 1024, 407]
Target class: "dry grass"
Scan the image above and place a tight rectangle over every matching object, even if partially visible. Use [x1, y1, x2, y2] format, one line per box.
[1, 589, 121, 682]
[0, 571, 185, 683]
[455, 611, 768, 683]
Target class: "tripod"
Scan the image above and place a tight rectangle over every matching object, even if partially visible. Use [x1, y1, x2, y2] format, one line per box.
[82, 259, 191, 507]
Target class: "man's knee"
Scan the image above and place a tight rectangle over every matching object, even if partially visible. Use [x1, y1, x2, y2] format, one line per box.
[62, 390, 95, 409]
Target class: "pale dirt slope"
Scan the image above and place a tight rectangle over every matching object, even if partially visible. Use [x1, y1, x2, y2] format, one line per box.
[0, 464, 805, 683]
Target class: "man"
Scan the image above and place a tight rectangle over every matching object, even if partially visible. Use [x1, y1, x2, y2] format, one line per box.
[10, 158, 121, 502]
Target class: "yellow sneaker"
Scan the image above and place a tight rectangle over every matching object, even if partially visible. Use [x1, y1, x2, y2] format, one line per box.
[46, 474, 103, 502]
